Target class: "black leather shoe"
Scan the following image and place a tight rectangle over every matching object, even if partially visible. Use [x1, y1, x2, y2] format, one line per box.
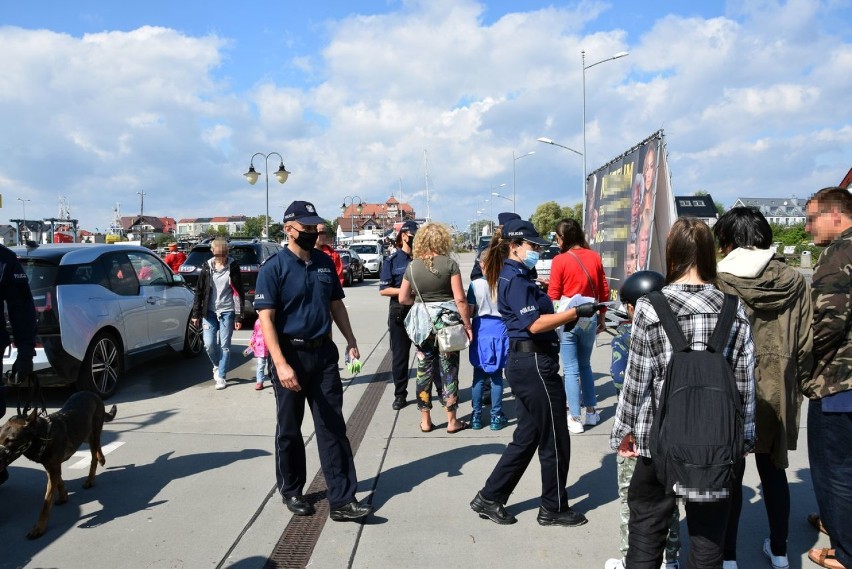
[329, 500, 373, 521]
[283, 495, 315, 516]
[536, 505, 588, 527]
[470, 491, 517, 525]
[392, 396, 408, 410]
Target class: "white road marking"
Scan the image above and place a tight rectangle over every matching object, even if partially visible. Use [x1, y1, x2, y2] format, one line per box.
[69, 441, 125, 469]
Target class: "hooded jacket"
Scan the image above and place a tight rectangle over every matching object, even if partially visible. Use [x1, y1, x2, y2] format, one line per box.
[716, 248, 813, 468]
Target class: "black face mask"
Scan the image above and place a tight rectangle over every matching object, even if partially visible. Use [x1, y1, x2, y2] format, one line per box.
[292, 229, 319, 250]
[406, 236, 415, 249]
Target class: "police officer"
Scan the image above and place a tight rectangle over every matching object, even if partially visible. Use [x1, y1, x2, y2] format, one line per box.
[0, 243, 37, 486]
[254, 200, 372, 522]
[470, 219, 597, 526]
[379, 220, 419, 410]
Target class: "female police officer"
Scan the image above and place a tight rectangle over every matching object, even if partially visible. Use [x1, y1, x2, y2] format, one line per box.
[470, 219, 597, 526]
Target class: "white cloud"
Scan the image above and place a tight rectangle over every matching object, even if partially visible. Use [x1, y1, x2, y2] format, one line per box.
[0, 0, 850, 235]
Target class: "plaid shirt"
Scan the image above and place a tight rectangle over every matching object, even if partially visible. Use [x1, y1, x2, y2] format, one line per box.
[610, 284, 756, 457]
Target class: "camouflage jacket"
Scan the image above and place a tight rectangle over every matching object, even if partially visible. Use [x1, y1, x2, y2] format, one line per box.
[802, 226, 852, 399]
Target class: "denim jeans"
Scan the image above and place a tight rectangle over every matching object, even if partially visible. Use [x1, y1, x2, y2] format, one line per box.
[808, 398, 852, 567]
[561, 318, 597, 417]
[202, 310, 234, 379]
[255, 356, 270, 383]
[472, 366, 504, 419]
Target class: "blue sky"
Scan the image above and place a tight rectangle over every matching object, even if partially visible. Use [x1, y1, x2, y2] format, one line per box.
[1, 0, 850, 233]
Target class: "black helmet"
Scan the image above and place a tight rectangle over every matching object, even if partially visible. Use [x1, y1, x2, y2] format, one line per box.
[620, 271, 665, 305]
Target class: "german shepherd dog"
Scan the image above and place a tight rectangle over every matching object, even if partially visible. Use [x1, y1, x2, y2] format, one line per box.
[0, 391, 117, 539]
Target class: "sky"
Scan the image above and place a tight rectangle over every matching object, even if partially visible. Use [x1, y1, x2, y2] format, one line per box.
[1, 0, 850, 234]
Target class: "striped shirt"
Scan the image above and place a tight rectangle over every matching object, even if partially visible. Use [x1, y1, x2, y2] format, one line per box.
[610, 283, 756, 458]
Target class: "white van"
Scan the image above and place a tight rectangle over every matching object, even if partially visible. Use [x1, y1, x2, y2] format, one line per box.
[349, 240, 383, 277]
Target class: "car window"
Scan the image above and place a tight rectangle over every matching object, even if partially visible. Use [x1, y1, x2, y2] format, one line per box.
[539, 245, 560, 261]
[60, 262, 107, 286]
[230, 247, 259, 265]
[350, 244, 378, 255]
[126, 251, 171, 286]
[184, 248, 212, 268]
[338, 252, 351, 263]
[18, 259, 59, 293]
[100, 252, 140, 296]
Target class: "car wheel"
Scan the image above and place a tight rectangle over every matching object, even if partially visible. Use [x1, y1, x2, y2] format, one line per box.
[182, 318, 204, 358]
[77, 332, 122, 399]
[345, 270, 353, 287]
[358, 266, 364, 282]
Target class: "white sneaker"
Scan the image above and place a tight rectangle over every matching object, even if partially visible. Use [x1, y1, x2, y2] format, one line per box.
[584, 410, 601, 426]
[762, 538, 789, 569]
[604, 559, 624, 569]
[215, 378, 227, 390]
[567, 415, 584, 434]
[722, 561, 738, 569]
[212, 366, 219, 381]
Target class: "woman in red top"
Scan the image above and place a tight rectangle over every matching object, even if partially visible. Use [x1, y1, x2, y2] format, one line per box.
[547, 218, 609, 434]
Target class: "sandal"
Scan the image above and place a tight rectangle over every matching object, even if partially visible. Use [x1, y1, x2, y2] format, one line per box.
[808, 512, 829, 535]
[808, 548, 846, 569]
[447, 421, 468, 434]
[420, 423, 434, 433]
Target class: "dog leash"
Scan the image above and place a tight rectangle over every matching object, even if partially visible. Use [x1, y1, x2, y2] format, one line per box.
[10, 371, 48, 418]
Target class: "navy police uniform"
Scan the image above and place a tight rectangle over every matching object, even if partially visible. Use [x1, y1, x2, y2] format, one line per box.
[0, 244, 37, 421]
[480, 258, 572, 512]
[254, 246, 358, 509]
[379, 249, 416, 399]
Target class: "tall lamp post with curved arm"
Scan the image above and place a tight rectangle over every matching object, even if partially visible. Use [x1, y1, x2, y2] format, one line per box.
[512, 151, 535, 213]
[582, 50, 628, 219]
[341, 196, 364, 243]
[244, 152, 290, 240]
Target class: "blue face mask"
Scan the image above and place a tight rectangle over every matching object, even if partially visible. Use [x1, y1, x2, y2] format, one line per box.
[522, 249, 539, 269]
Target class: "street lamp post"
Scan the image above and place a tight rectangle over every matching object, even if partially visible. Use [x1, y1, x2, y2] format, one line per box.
[582, 50, 629, 220]
[244, 152, 290, 240]
[537, 137, 584, 211]
[489, 183, 506, 233]
[341, 196, 364, 243]
[491, 190, 514, 212]
[512, 151, 535, 213]
[17, 197, 31, 245]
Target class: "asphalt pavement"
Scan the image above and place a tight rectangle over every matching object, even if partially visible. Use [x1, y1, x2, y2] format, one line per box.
[0, 252, 830, 569]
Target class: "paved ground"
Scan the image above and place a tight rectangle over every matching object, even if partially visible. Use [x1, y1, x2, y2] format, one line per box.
[0, 252, 830, 568]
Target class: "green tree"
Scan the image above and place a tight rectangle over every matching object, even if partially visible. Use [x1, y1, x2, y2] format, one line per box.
[560, 203, 583, 223]
[530, 201, 563, 236]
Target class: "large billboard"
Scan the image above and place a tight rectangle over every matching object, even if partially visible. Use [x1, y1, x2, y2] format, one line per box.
[584, 130, 674, 303]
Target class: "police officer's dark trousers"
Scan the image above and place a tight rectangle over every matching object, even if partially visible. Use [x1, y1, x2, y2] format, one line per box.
[388, 301, 413, 399]
[481, 349, 571, 511]
[272, 339, 358, 509]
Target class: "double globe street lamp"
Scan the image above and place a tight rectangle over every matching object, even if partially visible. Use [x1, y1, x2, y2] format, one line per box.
[244, 152, 290, 240]
[341, 196, 364, 242]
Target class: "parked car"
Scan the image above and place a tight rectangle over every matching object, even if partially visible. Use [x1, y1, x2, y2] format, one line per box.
[178, 239, 283, 318]
[336, 248, 365, 286]
[349, 241, 383, 278]
[534, 244, 561, 290]
[477, 235, 493, 256]
[2, 243, 203, 398]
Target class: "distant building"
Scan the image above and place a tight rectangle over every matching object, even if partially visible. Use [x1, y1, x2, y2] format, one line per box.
[120, 215, 177, 242]
[731, 197, 806, 226]
[176, 215, 248, 238]
[0, 224, 17, 246]
[337, 196, 415, 240]
[675, 195, 719, 227]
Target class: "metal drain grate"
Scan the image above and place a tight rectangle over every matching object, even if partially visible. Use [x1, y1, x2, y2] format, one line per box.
[265, 349, 392, 569]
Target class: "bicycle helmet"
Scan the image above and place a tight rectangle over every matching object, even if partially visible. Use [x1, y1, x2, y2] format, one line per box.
[620, 270, 665, 306]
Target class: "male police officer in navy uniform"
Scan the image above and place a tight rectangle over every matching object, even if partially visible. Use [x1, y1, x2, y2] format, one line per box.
[254, 200, 372, 522]
[0, 243, 37, 486]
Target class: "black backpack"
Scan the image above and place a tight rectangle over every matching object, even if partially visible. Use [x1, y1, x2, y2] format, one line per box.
[647, 291, 744, 500]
